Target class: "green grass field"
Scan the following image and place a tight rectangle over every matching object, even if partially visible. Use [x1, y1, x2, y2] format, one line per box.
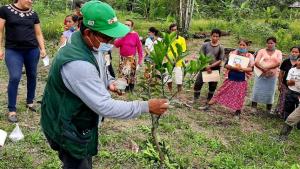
[1, 34, 300, 168]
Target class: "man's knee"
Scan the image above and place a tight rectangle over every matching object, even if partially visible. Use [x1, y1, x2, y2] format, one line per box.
[286, 107, 300, 126]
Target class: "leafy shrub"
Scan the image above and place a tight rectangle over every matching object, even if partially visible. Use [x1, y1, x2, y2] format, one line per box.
[40, 13, 65, 40]
[32, 1, 69, 40]
[190, 19, 230, 32]
[270, 19, 289, 30]
[291, 164, 300, 169]
[292, 33, 300, 41]
[275, 29, 300, 53]
[233, 20, 274, 47]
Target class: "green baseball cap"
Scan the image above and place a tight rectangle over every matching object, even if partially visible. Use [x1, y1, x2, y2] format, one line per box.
[81, 0, 130, 38]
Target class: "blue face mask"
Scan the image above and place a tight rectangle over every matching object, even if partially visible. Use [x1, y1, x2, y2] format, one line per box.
[69, 26, 76, 32]
[238, 48, 248, 53]
[289, 55, 298, 61]
[98, 43, 113, 52]
[149, 35, 154, 40]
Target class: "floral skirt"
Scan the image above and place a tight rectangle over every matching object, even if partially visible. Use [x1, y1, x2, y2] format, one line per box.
[274, 84, 288, 117]
[118, 56, 137, 84]
[212, 79, 248, 111]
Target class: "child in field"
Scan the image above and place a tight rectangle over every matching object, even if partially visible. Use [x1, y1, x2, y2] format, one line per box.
[144, 27, 161, 62]
[165, 23, 187, 95]
[60, 14, 79, 46]
[206, 40, 254, 118]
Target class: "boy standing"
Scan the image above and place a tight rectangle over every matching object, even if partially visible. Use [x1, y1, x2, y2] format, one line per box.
[193, 29, 225, 105]
[166, 24, 187, 95]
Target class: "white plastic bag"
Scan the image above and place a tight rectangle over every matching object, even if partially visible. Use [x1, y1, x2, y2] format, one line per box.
[0, 129, 7, 147]
[42, 55, 50, 67]
[9, 123, 24, 142]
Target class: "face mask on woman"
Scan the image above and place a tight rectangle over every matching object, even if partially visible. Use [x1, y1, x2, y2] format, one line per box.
[289, 55, 298, 61]
[238, 48, 248, 53]
[69, 26, 77, 32]
[149, 35, 154, 40]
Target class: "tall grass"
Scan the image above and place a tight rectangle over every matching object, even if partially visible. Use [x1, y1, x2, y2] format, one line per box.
[190, 19, 231, 32]
[290, 19, 300, 35]
[40, 13, 66, 40]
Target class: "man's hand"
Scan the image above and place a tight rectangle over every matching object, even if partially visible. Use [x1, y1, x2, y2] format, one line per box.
[205, 66, 212, 74]
[0, 50, 4, 60]
[109, 83, 122, 95]
[148, 99, 169, 115]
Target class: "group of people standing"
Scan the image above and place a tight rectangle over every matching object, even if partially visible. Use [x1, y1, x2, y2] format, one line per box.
[0, 0, 300, 168]
[192, 31, 300, 140]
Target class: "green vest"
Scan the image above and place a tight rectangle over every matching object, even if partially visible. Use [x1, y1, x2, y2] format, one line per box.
[41, 32, 100, 159]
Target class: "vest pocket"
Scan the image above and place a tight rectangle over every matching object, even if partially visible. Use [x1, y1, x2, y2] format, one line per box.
[61, 125, 97, 159]
[62, 130, 91, 144]
[62, 124, 93, 144]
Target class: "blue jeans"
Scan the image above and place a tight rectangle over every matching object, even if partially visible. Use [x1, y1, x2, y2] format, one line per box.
[5, 48, 40, 112]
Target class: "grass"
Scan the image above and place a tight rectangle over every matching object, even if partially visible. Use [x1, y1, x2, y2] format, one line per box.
[1, 12, 300, 168]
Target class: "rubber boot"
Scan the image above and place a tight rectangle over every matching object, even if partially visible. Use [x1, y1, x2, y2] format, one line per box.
[207, 91, 214, 103]
[279, 124, 293, 141]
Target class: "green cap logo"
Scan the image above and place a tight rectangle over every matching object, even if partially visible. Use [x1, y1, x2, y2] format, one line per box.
[88, 20, 94, 26]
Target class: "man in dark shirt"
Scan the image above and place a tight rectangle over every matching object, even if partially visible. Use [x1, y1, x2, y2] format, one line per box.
[193, 29, 225, 106]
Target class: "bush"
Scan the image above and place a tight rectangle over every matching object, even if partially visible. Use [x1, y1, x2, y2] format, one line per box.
[190, 19, 230, 32]
[40, 13, 65, 40]
[270, 19, 289, 30]
[32, 1, 71, 40]
[275, 29, 300, 53]
[233, 20, 274, 47]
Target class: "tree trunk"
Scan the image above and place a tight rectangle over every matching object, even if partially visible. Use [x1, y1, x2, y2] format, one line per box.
[177, 0, 195, 35]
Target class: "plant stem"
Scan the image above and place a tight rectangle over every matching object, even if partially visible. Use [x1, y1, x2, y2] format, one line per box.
[151, 114, 165, 168]
[161, 74, 165, 98]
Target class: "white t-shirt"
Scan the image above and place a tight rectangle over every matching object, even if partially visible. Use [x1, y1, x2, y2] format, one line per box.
[286, 67, 300, 92]
[145, 37, 162, 52]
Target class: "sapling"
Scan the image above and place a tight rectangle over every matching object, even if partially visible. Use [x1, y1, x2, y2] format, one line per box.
[138, 32, 211, 168]
[183, 53, 211, 88]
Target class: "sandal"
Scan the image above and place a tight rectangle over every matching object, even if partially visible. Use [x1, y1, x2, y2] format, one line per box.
[26, 104, 37, 112]
[7, 112, 18, 123]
